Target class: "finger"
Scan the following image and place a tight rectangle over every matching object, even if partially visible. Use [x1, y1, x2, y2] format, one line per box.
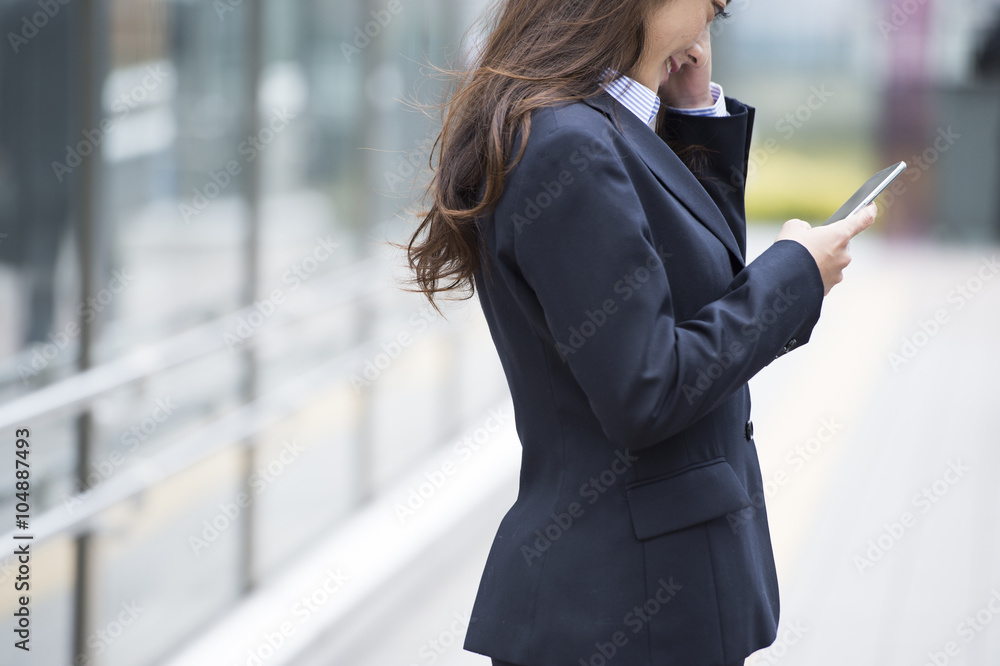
[775, 218, 811, 242]
[838, 203, 878, 239]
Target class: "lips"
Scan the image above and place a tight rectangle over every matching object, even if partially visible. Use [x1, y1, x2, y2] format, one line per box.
[660, 57, 680, 85]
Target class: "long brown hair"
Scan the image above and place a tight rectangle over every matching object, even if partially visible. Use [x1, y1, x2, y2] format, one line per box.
[405, 0, 670, 311]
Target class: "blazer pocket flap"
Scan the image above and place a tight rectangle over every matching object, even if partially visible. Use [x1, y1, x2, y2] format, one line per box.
[625, 459, 751, 540]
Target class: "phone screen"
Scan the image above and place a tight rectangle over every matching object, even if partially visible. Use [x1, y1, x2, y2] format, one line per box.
[824, 162, 907, 225]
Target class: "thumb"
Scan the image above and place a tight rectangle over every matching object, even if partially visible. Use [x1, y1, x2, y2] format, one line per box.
[836, 202, 878, 239]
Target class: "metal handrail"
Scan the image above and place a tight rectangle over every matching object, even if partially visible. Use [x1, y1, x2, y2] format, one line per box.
[0, 314, 459, 558]
[0, 258, 385, 431]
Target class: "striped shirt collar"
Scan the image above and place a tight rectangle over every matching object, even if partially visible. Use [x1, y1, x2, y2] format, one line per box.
[602, 70, 729, 126]
[603, 71, 661, 128]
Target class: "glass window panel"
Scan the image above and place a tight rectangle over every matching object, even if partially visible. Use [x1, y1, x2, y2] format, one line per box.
[97, 0, 251, 363]
[0, 0, 82, 386]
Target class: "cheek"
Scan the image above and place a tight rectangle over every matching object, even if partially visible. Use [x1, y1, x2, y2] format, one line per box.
[688, 16, 709, 39]
[680, 22, 708, 50]
[647, 11, 676, 51]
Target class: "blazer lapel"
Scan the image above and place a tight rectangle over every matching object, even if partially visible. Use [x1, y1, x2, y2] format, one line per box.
[582, 91, 744, 268]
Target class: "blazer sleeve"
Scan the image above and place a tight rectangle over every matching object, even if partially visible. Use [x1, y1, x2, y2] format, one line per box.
[659, 96, 820, 354]
[658, 96, 754, 257]
[506, 118, 824, 451]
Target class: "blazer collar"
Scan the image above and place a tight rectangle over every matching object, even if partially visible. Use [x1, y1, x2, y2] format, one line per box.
[581, 90, 744, 267]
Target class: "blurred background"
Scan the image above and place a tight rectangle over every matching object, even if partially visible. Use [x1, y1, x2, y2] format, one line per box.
[0, 0, 998, 665]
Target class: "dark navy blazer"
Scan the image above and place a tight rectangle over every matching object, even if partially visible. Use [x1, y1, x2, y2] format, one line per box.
[465, 90, 825, 666]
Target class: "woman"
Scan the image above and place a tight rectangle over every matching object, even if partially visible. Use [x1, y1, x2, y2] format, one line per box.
[406, 0, 875, 664]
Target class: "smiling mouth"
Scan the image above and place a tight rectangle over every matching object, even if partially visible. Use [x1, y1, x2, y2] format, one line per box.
[660, 57, 680, 84]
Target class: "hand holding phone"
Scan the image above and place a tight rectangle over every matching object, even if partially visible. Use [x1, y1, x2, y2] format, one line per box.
[777, 204, 876, 296]
[776, 162, 904, 296]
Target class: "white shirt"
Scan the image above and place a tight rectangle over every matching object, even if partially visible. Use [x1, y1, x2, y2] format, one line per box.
[604, 72, 729, 128]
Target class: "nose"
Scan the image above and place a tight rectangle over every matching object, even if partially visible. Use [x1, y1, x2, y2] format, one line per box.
[684, 40, 708, 69]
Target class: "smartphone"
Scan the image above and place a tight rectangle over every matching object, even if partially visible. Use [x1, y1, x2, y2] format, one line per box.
[824, 161, 907, 225]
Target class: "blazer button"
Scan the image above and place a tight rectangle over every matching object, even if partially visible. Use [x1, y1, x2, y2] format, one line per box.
[745, 420, 754, 440]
